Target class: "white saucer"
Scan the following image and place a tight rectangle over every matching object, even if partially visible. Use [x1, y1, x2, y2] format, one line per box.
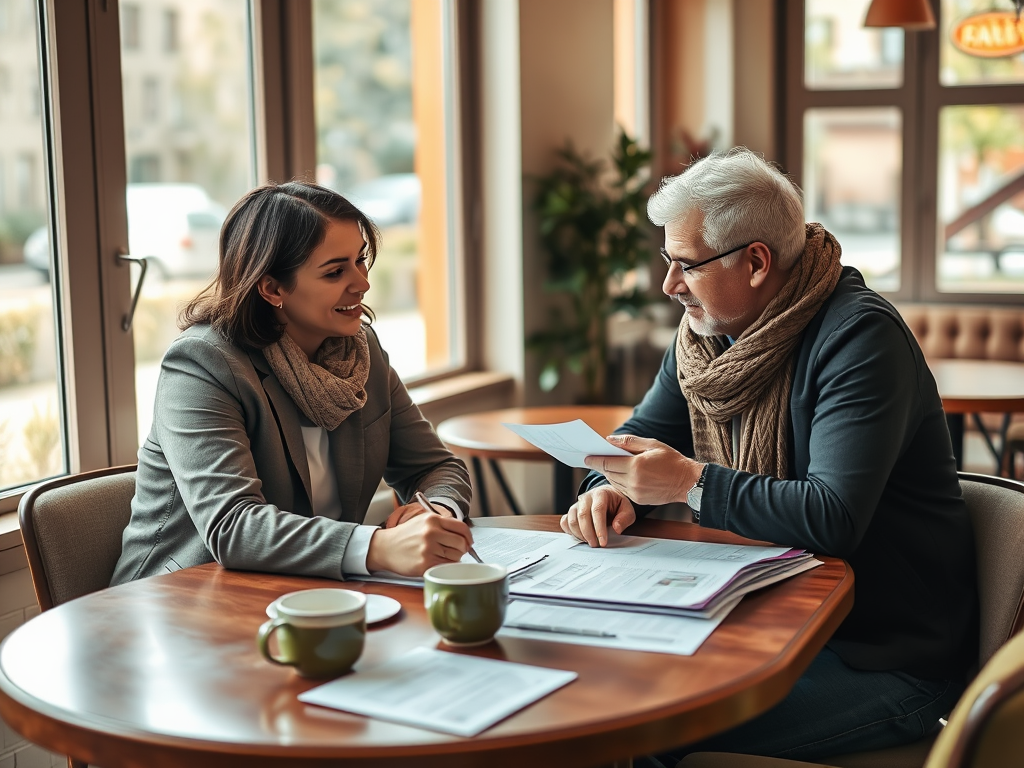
[265, 593, 401, 626]
[364, 594, 402, 625]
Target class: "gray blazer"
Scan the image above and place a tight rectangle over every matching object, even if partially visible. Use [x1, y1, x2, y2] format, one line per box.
[111, 324, 471, 585]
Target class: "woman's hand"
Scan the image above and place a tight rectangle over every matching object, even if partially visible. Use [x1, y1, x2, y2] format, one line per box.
[560, 485, 636, 547]
[366, 512, 473, 576]
[383, 501, 455, 529]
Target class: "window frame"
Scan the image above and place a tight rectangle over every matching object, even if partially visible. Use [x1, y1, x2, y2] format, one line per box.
[0, 0, 483, 512]
[781, 0, 1024, 305]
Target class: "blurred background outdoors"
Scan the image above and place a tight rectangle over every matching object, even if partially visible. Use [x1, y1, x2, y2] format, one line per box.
[0, 0, 429, 488]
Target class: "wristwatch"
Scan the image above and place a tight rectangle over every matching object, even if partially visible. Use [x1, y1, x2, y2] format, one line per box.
[687, 464, 708, 522]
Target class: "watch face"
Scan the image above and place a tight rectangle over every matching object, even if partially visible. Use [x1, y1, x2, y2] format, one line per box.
[687, 486, 703, 511]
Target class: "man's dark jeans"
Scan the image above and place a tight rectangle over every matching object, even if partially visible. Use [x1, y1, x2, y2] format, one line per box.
[636, 647, 962, 767]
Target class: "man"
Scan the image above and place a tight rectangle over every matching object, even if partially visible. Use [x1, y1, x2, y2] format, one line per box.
[565, 148, 977, 763]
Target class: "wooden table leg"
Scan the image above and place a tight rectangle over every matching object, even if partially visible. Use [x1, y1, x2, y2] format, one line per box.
[471, 456, 491, 517]
[488, 459, 523, 515]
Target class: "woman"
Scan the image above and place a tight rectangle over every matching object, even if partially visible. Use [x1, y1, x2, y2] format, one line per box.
[110, 181, 473, 585]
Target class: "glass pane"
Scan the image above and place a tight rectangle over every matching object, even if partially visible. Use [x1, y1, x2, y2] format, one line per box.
[0, 0, 65, 491]
[937, 105, 1024, 293]
[805, 0, 903, 90]
[314, 0, 460, 379]
[941, 0, 1024, 86]
[120, 0, 254, 445]
[803, 108, 902, 292]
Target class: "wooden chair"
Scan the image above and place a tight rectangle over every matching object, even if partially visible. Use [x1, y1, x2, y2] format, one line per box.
[18, 463, 137, 768]
[679, 472, 1024, 768]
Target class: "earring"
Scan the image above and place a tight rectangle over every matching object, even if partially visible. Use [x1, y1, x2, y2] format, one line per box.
[277, 303, 283, 309]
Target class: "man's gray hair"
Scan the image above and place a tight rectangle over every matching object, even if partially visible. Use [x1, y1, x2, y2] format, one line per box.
[647, 147, 806, 269]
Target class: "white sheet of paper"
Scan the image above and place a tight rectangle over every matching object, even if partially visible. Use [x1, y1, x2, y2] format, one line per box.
[468, 526, 579, 565]
[498, 597, 739, 655]
[501, 419, 632, 468]
[298, 647, 577, 737]
[351, 527, 579, 588]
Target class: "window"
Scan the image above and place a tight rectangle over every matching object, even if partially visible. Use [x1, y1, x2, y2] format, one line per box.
[313, 0, 465, 379]
[0, 0, 65, 492]
[122, 4, 141, 50]
[14, 153, 35, 208]
[0, 65, 9, 116]
[784, 0, 1024, 301]
[163, 8, 178, 52]
[121, 0, 255, 445]
[141, 76, 159, 121]
[0, 0, 477, 507]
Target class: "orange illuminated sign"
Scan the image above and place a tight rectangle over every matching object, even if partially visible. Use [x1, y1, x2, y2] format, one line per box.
[952, 11, 1024, 58]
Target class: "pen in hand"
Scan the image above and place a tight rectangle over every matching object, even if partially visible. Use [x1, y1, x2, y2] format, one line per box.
[414, 491, 484, 564]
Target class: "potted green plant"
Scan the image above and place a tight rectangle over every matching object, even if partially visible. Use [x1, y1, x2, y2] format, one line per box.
[528, 130, 654, 404]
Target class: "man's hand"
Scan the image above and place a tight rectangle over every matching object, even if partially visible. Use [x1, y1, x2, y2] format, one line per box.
[561, 485, 636, 547]
[584, 434, 701, 506]
[366, 513, 472, 576]
[383, 501, 455, 529]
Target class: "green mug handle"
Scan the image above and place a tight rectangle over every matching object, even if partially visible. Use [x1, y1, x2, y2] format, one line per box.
[435, 591, 462, 633]
[257, 617, 293, 667]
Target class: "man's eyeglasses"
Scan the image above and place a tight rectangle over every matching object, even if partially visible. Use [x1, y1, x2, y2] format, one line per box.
[660, 241, 754, 274]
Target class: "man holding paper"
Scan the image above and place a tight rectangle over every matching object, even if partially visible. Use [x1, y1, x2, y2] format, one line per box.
[567, 148, 977, 763]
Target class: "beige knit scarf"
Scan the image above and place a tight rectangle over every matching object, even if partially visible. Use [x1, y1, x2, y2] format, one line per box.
[263, 329, 370, 431]
[676, 223, 843, 479]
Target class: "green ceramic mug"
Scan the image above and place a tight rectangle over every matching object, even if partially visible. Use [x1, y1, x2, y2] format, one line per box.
[423, 562, 509, 646]
[257, 588, 366, 678]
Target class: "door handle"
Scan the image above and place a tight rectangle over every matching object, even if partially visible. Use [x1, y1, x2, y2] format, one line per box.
[116, 249, 149, 332]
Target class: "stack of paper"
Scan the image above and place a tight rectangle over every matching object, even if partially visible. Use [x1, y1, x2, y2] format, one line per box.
[506, 535, 819, 619]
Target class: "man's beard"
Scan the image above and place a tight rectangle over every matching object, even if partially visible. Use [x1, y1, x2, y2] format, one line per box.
[674, 295, 742, 337]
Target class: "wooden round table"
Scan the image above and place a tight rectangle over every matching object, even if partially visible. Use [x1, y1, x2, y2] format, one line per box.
[0, 517, 852, 768]
[437, 406, 634, 516]
[929, 359, 1024, 472]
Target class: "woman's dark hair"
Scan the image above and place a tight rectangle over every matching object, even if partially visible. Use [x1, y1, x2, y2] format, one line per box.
[181, 180, 380, 349]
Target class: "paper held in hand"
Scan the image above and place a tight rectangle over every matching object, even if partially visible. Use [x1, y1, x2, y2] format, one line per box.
[501, 419, 632, 468]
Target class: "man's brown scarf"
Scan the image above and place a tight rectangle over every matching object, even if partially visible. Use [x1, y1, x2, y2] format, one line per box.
[263, 329, 371, 431]
[676, 223, 843, 479]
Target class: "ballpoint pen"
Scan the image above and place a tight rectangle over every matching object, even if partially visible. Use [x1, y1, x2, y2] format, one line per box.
[414, 491, 484, 564]
[504, 622, 618, 638]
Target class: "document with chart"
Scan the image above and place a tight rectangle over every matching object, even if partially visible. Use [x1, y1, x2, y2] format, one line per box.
[508, 535, 820, 618]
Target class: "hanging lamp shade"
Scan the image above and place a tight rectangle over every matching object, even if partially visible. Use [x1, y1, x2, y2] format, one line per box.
[863, 0, 937, 29]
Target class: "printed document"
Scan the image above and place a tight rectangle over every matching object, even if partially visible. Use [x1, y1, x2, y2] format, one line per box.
[498, 597, 740, 655]
[501, 419, 632, 468]
[353, 527, 578, 587]
[508, 534, 818, 615]
[298, 647, 576, 737]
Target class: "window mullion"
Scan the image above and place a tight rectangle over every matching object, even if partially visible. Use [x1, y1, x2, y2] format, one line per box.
[252, 0, 316, 184]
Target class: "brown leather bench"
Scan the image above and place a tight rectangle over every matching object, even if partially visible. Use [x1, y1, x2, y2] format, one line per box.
[896, 303, 1024, 476]
[896, 304, 1024, 363]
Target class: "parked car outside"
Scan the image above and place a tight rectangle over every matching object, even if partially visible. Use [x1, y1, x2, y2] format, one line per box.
[23, 183, 227, 280]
